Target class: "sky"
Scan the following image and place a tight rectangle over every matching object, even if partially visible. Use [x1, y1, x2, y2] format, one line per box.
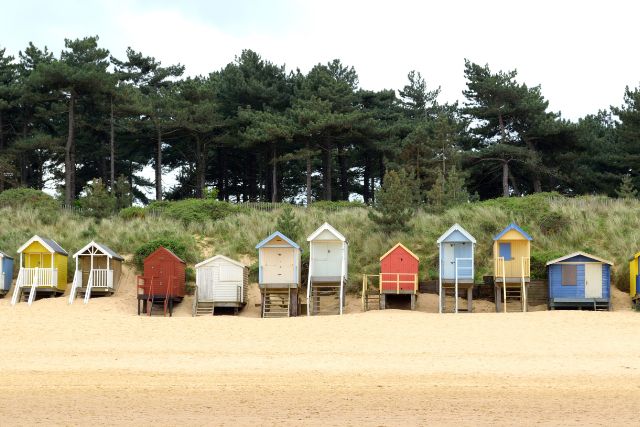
[3, 0, 640, 121]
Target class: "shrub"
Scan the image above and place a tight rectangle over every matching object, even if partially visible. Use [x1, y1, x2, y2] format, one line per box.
[133, 236, 196, 271]
[276, 205, 301, 242]
[0, 188, 59, 212]
[310, 200, 367, 210]
[157, 199, 242, 223]
[79, 179, 116, 218]
[119, 206, 146, 220]
[369, 169, 420, 231]
[530, 249, 565, 280]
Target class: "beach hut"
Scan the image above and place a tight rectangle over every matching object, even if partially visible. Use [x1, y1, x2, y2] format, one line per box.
[306, 222, 348, 316]
[547, 252, 612, 311]
[493, 223, 532, 312]
[379, 243, 419, 310]
[11, 235, 68, 305]
[256, 231, 301, 318]
[193, 255, 249, 316]
[630, 252, 640, 309]
[69, 241, 124, 304]
[437, 224, 476, 313]
[0, 251, 14, 296]
[136, 246, 186, 316]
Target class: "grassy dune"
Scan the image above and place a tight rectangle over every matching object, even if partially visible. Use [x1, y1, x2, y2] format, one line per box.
[1, 193, 639, 292]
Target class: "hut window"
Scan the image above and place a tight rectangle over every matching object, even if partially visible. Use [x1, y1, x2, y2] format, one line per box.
[499, 243, 512, 260]
[561, 265, 577, 286]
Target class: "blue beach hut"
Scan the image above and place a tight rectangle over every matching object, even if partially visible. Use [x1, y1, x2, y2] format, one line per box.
[437, 224, 476, 313]
[0, 251, 14, 295]
[546, 252, 612, 311]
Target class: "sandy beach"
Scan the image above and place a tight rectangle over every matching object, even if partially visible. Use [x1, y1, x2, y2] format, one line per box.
[0, 269, 639, 426]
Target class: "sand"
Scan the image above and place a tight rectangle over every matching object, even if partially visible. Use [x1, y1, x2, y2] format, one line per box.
[0, 266, 639, 426]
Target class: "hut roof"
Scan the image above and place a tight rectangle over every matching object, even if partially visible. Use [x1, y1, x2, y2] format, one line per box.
[0, 250, 13, 259]
[74, 241, 124, 260]
[307, 222, 346, 242]
[493, 223, 533, 241]
[380, 243, 419, 261]
[195, 254, 246, 269]
[146, 246, 186, 264]
[436, 223, 476, 244]
[255, 231, 300, 250]
[546, 251, 613, 266]
[18, 235, 68, 255]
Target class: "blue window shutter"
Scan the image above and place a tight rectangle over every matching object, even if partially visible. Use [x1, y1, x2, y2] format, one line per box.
[499, 243, 511, 260]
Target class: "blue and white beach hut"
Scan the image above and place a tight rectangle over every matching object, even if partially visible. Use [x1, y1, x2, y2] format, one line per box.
[437, 224, 476, 313]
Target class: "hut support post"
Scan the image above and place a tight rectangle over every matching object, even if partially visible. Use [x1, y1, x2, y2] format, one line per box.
[467, 287, 473, 312]
[339, 241, 345, 315]
[438, 246, 442, 314]
[454, 258, 459, 314]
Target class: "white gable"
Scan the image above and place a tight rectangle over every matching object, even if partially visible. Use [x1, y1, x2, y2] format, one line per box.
[196, 254, 246, 269]
[437, 223, 476, 244]
[307, 222, 346, 242]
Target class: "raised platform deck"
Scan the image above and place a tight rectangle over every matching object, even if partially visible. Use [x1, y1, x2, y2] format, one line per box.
[550, 298, 610, 311]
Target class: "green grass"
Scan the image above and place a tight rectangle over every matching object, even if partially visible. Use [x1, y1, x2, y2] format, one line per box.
[0, 193, 638, 293]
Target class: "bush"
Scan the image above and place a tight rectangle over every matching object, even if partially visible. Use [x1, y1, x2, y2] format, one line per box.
[276, 205, 301, 242]
[310, 200, 367, 210]
[133, 236, 197, 271]
[156, 199, 242, 223]
[369, 169, 420, 231]
[119, 206, 146, 220]
[0, 188, 59, 212]
[530, 249, 565, 280]
[79, 179, 116, 218]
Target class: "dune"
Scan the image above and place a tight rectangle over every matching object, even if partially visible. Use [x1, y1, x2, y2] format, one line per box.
[0, 264, 638, 425]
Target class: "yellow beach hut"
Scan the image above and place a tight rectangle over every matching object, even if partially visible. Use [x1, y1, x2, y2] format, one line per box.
[629, 252, 640, 309]
[11, 235, 68, 305]
[493, 223, 531, 312]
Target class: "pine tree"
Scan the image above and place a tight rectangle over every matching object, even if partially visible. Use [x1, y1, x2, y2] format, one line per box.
[369, 169, 420, 232]
[616, 174, 637, 199]
[276, 205, 301, 242]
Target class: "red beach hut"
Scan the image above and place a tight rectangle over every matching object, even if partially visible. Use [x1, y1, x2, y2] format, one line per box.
[379, 243, 419, 310]
[137, 246, 186, 316]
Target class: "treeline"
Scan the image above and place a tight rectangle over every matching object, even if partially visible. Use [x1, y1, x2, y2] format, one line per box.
[0, 36, 639, 206]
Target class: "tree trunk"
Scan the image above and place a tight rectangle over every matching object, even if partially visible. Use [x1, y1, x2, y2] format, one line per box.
[508, 170, 520, 196]
[338, 143, 348, 200]
[155, 124, 162, 201]
[0, 112, 4, 191]
[502, 160, 509, 197]
[110, 97, 115, 188]
[271, 142, 278, 203]
[379, 154, 385, 186]
[20, 124, 27, 186]
[306, 141, 312, 206]
[524, 138, 542, 192]
[363, 155, 371, 204]
[64, 92, 76, 205]
[195, 137, 205, 198]
[323, 140, 332, 201]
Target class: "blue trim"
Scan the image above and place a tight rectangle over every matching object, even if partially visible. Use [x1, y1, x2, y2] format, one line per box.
[255, 231, 301, 250]
[493, 223, 533, 241]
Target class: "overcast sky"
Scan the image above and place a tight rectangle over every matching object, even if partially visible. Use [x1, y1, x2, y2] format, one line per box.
[3, 0, 639, 121]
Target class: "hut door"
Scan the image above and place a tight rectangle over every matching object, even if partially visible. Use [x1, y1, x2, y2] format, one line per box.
[199, 267, 216, 301]
[443, 244, 455, 279]
[585, 264, 602, 298]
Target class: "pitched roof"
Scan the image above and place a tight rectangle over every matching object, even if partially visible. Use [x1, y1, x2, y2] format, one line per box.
[436, 223, 476, 244]
[546, 251, 613, 266]
[0, 250, 13, 259]
[195, 254, 246, 269]
[146, 246, 186, 264]
[307, 222, 346, 242]
[17, 235, 68, 255]
[493, 223, 533, 241]
[255, 231, 301, 250]
[74, 241, 124, 260]
[380, 243, 419, 261]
